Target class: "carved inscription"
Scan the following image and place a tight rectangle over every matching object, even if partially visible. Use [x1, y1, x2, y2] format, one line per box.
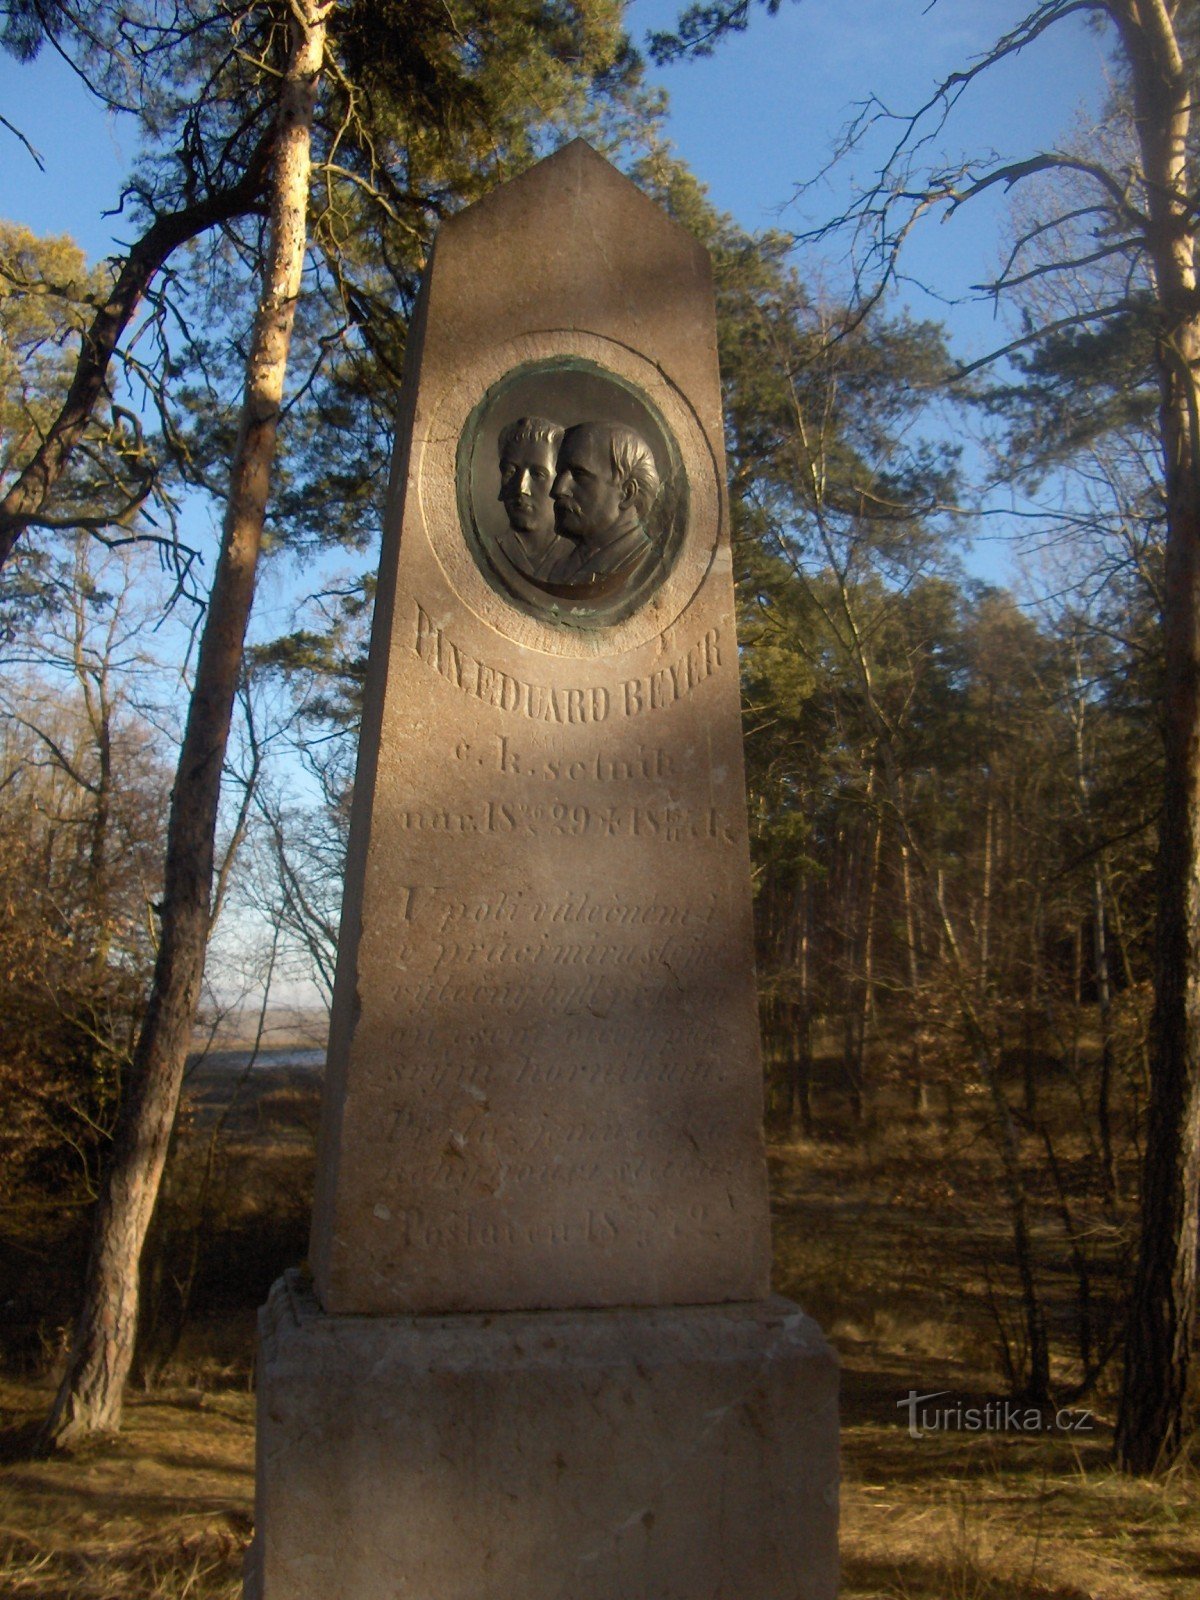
[310, 150, 773, 1318]
[382, 1038, 725, 1089]
[388, 887, 720, 994]
[384, 1111, 732, 1190]
[428, 888, 714, 930]
[369, 883, 742, 1235]
[391, 1199, 718, 1253]
[619, 633, 725, 714]
[486, 736, 673, 781]
[413, 602, 722, 719]
[396, 1209, 626, 1251]
[392, 797, 737, 843]
[394, 936, 717, 1014]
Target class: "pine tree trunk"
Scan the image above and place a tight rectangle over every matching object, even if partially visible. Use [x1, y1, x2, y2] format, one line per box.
[978, 779, 994, 982]
[888, 779, 1049, 1400]
[1093, 865, 1118, 1205]
[795, 881, 814, 1135]
[1116, 310, 1200, 1468]
[1023, 896, 1042, 1119]
[39, 3, 326, 1449]
[1113, 0, 1200, 1476]
[850, 792, 882, 1119]
[900, 835, 927, 1116]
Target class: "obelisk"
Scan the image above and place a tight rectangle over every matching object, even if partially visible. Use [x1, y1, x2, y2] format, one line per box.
[246, 140, 838, 1600]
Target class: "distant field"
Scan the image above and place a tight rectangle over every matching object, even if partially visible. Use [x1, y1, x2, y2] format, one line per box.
[192, 1006, 329, 1053]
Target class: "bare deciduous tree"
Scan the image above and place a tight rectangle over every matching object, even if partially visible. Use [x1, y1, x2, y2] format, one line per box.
[657, 0, 1199, 1475]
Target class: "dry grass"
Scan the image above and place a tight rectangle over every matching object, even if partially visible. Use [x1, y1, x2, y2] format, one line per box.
[839, 1424, 1200, 1598]
[4, 1381, 1196, 1598]
[1, 1085, 1197, 1597]
[0, 1383, 254, 1597]
[767, 1100, 1200, 1599]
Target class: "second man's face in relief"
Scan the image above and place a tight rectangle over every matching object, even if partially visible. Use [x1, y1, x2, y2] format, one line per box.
[549, 423, 631, 545]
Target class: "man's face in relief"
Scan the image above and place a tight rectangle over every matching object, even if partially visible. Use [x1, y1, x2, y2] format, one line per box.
[498, 434, 558, 537]
[551, 424, 630, 547]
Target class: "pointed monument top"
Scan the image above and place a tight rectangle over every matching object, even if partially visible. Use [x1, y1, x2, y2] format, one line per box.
[419, 138, 719, 448]
[443, 138, 707, 271]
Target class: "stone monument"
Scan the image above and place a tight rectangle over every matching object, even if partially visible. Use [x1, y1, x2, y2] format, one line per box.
[246, 140, 838, 1600]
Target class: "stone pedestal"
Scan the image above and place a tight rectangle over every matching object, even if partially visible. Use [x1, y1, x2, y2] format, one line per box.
[246, 1274, 838, 1600]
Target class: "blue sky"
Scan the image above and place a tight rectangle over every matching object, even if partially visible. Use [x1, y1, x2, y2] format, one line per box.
[628, 0, 1109, 358]
[0, 2, 1115, 629]
[4, 0, 1108, 356]
[0, 2, 1115, 602]
[0, 3, 1115, 1006]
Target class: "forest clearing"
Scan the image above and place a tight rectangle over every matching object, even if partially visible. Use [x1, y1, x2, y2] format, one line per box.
[3, 1031, 1197, 1598]
[3, 1, 1200, 1591]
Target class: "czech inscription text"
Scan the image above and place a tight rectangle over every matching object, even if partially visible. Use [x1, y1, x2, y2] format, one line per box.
[413, 602, 722, 719]
[359, 881, 742, 1256]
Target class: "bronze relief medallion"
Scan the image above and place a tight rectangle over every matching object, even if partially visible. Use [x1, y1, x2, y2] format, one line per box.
[457, 358, 686, 629]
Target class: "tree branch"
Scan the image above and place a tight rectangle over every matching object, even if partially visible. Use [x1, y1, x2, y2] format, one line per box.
[0, 126, 277, 571]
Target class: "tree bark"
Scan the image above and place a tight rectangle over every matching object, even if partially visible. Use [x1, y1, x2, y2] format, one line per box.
[1023, 895, 1042, 1119]
[1093, 864, 1118, 1204]
[1113, 0, 1200, 1475]
[899, 833, 928, 1115]
[794, 880, 814, 1135]
[40, 1, 327, 1448]
[850, 786, 882, 1118]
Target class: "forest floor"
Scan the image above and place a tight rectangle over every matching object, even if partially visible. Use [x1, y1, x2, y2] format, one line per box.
[1, 1069, 1198, 1598]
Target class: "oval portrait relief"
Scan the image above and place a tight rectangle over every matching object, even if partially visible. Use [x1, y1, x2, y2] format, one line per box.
[456, 357, 687, 629]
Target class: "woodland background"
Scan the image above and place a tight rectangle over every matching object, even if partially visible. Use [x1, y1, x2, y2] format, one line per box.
[1, 2, 1199, 1594]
